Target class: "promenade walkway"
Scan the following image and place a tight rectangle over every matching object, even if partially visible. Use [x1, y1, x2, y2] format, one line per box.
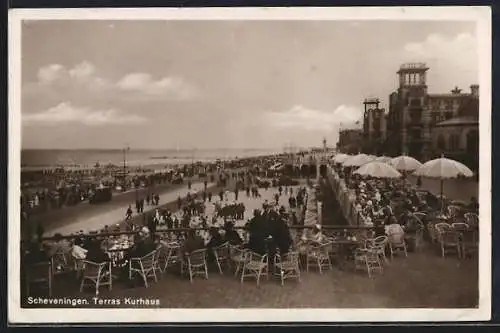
[44, 184, 303, 237]
[44, 182, 214, 237]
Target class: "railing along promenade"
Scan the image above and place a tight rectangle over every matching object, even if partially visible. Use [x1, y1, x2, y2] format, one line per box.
[25, 224, 374, 246]
[325, 165, 361, 226]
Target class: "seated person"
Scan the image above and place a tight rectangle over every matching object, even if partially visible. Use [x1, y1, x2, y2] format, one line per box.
[24, 240, 50, 264]
[128, 228, 157, 259]
[206, 227, 225, 260]
[223, 221, 243, 245]
[181, 230, 205, 255]
[85, 239, 109, 263]
[385, 216, 405, 240]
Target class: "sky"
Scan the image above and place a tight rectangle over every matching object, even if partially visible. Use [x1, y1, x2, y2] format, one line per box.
[20, 20, 478, 150]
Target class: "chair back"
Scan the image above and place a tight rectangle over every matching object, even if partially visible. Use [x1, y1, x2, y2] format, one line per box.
[26, 261, 52, 282]
[276, 251, 299, 265]
[451, 222, 469, 231]
[464, 212, 479, 228]
[248, 251, 268, 265]
[447, 205, 460, 218]
[187, 249, 207, 265]
[82, 260, 108, 276]
[387, 230, 405, 245]
[229, 244, 247, 258]
[140, 250, 157, 270]
[435, 222, 451, 234]
[213, 242, 229, 259]
[440, 230, 460, 244]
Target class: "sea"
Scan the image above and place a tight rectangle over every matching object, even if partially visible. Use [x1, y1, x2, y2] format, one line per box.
[21, 148, 282, 170]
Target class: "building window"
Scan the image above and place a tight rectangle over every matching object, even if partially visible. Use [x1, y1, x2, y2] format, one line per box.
[437, 134, 447, 150]
[449, 134, 460, 151]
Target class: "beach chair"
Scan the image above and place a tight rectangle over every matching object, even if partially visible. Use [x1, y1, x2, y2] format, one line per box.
[240, 252, 269, 286]
[129, 250, 158, 288]
[79, 260, 112, 296]
[25, 261, 53, 297]
[274, 251, 300, 286]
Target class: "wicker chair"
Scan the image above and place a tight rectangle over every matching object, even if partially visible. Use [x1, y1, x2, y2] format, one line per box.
[212, 242, 230, 274]
[306, 242, 332, 274]
[240, 251, 268, 286]
[438, 230, 462, 258]
[79, 260, 112, 295]
[160, 242, 181, 273]
[25, 261, 53, 296]
[461, 229, 479, 258]
[181, 248, 208, 283]
[370, 236, 389, 264]
[274, 251, 301, 286]
[129, 250, 158, 288]
[387, 230, 408, 259]
[464, 212, 479, 228]
[229, 245, 248, 277]
[354, 247, 382, 278]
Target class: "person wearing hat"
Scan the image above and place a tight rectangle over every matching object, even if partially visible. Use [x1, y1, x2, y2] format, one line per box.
[223, 220, 243, 245]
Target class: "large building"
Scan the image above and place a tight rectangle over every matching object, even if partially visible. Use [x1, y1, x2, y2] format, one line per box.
[361, 97, 387, 155]
[385, 63, 479, 168]
[337, 129, 363, 154]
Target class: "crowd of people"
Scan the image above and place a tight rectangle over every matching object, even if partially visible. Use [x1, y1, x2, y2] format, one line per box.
[333, 165, 480, 240]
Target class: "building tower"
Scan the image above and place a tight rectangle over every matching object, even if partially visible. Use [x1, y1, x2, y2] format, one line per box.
[396, 63, 430, 159]
[362, 97, 386, 154]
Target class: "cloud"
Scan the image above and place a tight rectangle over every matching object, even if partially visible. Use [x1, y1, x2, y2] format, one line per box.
[29, 62, 198, 103]
[37, 64, 66, 84]
[68, 61, 96, 80]
[23, 102, 147, 126]
[117, 73, 198, 100]
[402, 32, 477, 78]
[264, 105, 363, 132]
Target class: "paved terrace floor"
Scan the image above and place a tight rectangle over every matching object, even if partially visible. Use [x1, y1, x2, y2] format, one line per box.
[24, 245, 478, 308]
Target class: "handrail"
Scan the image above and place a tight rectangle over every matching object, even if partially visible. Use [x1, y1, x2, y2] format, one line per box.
[26, 224, 374, 243]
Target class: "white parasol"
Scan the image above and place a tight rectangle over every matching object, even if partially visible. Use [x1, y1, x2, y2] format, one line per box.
[389, 155, 423, 171]
[375, 156, 392, 163]
[342, 153, 374, 167]
[333, 153, 351, 164]
[413, 155, 474, 211]
[353, 161, 402, 179]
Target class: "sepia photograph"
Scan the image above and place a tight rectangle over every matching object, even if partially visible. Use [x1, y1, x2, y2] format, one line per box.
[8, 7, 491, 323]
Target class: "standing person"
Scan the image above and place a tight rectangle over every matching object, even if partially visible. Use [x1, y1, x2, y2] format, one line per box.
[146, 193, 150, 206]
[154, 193, 160, 206]
[125, 205, 133, 221]
[177, 196, 182, 210]
[274, 193, 279, 205]
[202, 191, 207, 202]
[140, 198, 145, 213]
[204, 180, 208, 191]
[234, 188, 239, 201]
[208, 191, 213, 202]
[246, 186, 250, 197]
[188, 179, 192, 190]
[219, 190, 224, 201]
[278, 186, 283, 196]
[135, 199, 140, 214]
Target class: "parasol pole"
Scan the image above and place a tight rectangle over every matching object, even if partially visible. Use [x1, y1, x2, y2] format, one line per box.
[440, 153, 445, 213]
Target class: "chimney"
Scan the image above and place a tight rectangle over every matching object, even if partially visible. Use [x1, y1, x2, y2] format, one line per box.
[470, 84, 479, 97]
[451, 86, 462, 95]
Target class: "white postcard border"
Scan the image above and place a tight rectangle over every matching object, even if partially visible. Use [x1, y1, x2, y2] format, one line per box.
[7, 6, 492, 323]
